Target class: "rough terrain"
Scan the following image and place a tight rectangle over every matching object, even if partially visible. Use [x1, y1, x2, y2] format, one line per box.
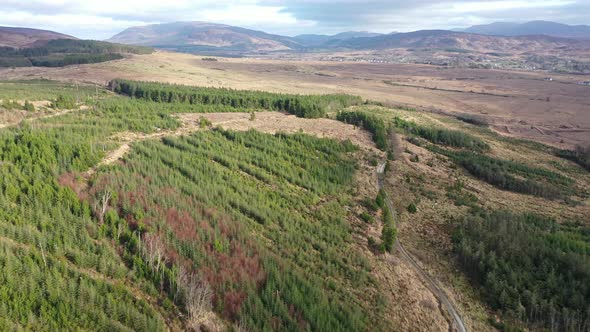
[2, 51, 589, 147]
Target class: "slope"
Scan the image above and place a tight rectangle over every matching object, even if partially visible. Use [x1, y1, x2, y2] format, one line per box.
[0, 26, 75, 48]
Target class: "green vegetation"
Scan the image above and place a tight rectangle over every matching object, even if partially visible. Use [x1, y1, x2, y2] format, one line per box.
[0, 39, 152, 68]
[360, 211, 375, 223]
[454, 211, 590, 331]
[1, 99, 36, 112]
[23, 100, 35, 112]
[28, 53, 124, 67]
[430, 145, 575, 199]
[380, 204, 397, 253]
[374, 189, 397, 253]
[0, 79, 386, 330]
[89, 129, 381, 331]
[456, 114, 488, 127]
[0, 113, 172, 329]
[0, 80, 107, 101]
[406, 202, 417, 213]
[110, 79, 363, 118]
[50, 95, 76, 109]
[393, 116, 490, 152]
[556, 145, 590, 171]
[446, 180, 479, 207]
[336, 110, 389, 150]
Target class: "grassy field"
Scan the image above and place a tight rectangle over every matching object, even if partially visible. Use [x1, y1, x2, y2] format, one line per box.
[2, 51, 589, 147]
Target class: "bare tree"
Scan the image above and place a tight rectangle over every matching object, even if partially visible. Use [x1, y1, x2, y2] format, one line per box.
[94, 191, 111, 224]
[143, 234, 165, 273]
[177, 266, 213, 331]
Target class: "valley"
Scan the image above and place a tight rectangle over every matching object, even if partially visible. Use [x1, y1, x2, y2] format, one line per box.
[0, 15, 589, 332]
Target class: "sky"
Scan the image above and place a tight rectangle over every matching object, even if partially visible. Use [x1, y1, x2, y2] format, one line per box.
[0, 0, 588, 39]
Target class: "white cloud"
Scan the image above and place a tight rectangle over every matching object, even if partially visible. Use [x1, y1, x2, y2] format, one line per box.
[0, 0, 587, 38]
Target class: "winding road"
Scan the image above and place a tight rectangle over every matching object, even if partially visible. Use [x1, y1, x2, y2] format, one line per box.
[377, 162, 467, 332]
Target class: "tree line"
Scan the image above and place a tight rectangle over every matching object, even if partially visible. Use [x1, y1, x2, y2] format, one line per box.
[336, 110, 389, 150]
[429, 145, 575, 200]
[0, 39, 151, 68]
[110, 79, 363, 118]
[556, 145, 590, 172]
[393, 116, 490, 152]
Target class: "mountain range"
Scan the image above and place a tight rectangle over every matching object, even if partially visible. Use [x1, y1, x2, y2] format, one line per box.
[3, 20, 590, 56]
[105, 21, 590, 57]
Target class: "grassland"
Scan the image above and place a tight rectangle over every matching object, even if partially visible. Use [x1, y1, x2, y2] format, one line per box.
[2, 51, 588, 147]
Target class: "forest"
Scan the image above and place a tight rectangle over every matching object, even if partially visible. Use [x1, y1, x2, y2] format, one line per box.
[0, 79, 587, 331]
[110, 79, 363, 118]
[0, 39, 152, 68]
[454, 211, 590, 331]
[0, 80, 387, 331]
[88, 129, 381, 331]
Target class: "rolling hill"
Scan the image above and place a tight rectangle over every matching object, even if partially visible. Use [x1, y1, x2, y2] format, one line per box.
[460, 21, 590, 40]
[292, 31, 383, 47]
[331, 30, 590, 53]
[0, 26, 76, 48]
[108, 21, 590, 57]
[107, 21, 301, 52]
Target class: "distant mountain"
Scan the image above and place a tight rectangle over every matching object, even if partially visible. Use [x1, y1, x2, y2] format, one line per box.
[107, 22, 590, 57]
[108, 21, 302, 53]
[331, 30, 590, 53]
[292, 31, 382, 47]
[0, 26, 76, 48]
[460, 21, 590, 40]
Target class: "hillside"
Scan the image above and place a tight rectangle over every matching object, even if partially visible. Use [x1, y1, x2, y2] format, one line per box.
[0, 26, 76, 48]
[0, 39, 153, 68]
[292, 31, 383, 47]
[108, 21, 301, 52]
[461, 21, 590, 40]
[0, 78, 588, 331]
[333, 30, 590, 53]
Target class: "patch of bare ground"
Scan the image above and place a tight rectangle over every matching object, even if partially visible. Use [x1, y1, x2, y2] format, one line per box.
[0, 101, 86, 128]
[183, 111, 383, 154]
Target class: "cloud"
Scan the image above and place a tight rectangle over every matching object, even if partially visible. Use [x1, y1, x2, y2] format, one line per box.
[267, 0, 585, 33]
[0, 0, 587, 39]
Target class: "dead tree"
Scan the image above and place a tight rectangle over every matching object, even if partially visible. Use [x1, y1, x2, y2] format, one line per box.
[176, 266, 213, 331]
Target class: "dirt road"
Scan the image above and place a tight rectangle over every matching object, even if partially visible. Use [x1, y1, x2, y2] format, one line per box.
[377, 161, 467, 332]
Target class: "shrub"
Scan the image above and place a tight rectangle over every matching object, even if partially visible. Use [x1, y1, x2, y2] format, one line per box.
[23, 100, 35, 112]
[51, 94, 76, 109]
[360, 211, 374, 223]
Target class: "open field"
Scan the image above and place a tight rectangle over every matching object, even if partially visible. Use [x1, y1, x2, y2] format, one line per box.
[2, 51, 589, 148]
